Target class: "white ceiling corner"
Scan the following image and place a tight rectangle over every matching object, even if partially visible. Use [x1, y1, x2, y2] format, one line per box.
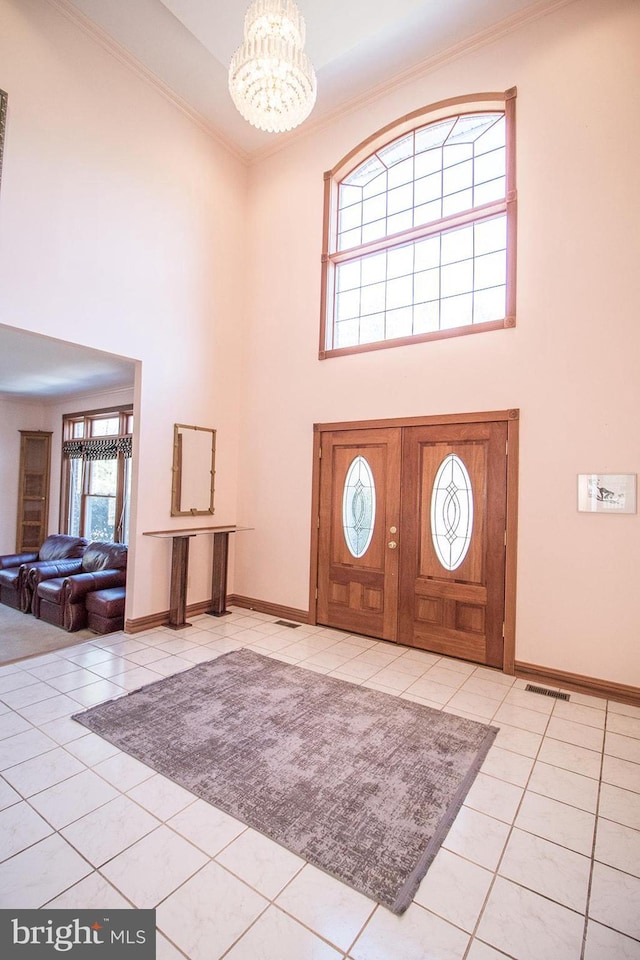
[0, 326, 136, 402]
[57, 0, 567, 159]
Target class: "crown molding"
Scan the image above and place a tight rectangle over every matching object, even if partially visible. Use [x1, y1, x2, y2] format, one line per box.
[0, 384, 135, 407]
[0, 393, 45, 406]
[45, 0, 250, 165]
[45, 384, 135, 408]
[45, 0, 577, 167]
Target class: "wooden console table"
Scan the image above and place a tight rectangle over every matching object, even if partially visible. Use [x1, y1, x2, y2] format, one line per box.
[143, 524, 251, 630]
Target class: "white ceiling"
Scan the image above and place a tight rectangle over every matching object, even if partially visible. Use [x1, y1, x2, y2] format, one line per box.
[59, 0, 563, 159]
[0, 326, 136, 402]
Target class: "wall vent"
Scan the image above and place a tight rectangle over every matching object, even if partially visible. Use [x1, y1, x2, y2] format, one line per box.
[275, 620, 301, 629]
[525, 684, 570, 701]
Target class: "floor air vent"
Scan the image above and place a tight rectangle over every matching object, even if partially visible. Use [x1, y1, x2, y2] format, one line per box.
[525, 684, 570, 701]
[275, 620, 301, 629]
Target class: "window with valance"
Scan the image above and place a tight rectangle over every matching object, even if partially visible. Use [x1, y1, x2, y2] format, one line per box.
[61, 407, 133, 543]
[62, 435, 133, 461]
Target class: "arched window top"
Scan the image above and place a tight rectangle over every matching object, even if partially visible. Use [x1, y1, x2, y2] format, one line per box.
[320, 90, 516, 358]
[337, 112, 505, 252]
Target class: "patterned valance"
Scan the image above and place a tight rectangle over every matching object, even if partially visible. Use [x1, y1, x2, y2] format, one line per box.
[62, 436, 132, 460]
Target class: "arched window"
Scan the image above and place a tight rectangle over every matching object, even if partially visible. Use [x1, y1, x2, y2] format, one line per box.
[320, 90, 516, 358]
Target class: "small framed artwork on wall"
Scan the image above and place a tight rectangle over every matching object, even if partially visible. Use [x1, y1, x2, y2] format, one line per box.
[577, 474, 637, 514]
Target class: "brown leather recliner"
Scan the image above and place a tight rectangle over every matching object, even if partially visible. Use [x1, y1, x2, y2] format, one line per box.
[29, 537, 128, 617]
[0, 535, 88, 612]
[35, 541, 127, 631]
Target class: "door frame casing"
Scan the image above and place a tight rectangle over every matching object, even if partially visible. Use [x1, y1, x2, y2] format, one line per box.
[309, 409, 519, 674]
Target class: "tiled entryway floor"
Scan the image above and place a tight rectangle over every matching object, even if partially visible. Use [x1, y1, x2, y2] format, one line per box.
[1, 609, 639, 959]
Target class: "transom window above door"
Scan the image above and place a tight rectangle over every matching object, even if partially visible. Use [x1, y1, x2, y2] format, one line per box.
[320, 90, 517, 358]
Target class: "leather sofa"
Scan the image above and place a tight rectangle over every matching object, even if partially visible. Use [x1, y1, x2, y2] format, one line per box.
[34, 541, 127, 631]
[0, 534, 88, 612]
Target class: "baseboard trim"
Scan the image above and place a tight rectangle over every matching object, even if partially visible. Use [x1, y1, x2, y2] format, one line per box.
[125, 600, 212, 634]
[125, 596, 309, 633]
[515, 660, 640, 707]
[125, 606, 638, 707]
[227, 594, 310, 625]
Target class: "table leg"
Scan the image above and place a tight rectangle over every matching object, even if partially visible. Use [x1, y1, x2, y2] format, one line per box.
[168, 535, 192, 629]
[207, 531, 231, 616]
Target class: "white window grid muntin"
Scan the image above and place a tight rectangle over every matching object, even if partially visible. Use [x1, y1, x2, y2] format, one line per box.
[333, 213, 507, 348]
[330, 113, 507, 349]
[336, 114, 505, 254]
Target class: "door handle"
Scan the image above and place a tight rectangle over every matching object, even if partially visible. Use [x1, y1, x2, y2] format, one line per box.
[388, 541, 397, 549]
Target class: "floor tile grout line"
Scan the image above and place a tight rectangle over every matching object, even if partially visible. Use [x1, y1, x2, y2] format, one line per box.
[0, 740, 99, 794]
[497, 734, 602, 774]
[159, 809, 250, 863]
[14, 758, 153, 841]
[460, 702, 559, 958]
[155, 928, 190, 960]
[580, 698, 608, 960]
[590, 828, 640, 881]
[463, 939, 519, 960]
[1, 806, 98, 896]
[517, 779, 600, 818]
[42, 864, 139, 910]
[0, 680, 66, 710]
[266, 897, 373, 959]
[150, 855, 273, 956]
[585, 918, 640, 946]
[147, 840, 362, 958]
[60, 813, 164, 872]
[342, 901, 381, 958]
[5, 749, 223, 898]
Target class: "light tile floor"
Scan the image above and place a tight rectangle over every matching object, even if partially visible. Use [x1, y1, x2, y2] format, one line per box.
[0, 608, 639, 960]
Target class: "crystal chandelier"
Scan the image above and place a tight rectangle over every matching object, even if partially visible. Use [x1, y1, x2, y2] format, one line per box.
[228, 0, 317, 134]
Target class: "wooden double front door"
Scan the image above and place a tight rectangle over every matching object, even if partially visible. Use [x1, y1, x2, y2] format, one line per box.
[313, 413, 518, 669]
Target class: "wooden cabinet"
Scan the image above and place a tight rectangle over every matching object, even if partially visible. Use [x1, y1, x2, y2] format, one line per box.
[16, 431, 52, 553]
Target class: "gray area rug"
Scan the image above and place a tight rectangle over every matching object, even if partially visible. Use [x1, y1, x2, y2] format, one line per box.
[73, 648, 497, 913]
[0, 604, 93, 665]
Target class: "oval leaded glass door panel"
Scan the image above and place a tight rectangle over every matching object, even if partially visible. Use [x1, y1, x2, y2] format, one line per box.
[342, 455, 376, 558]
[430, 453, 474, 571]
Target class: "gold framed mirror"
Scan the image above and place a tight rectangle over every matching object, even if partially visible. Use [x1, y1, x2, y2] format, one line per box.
[171, 424, 216, 516]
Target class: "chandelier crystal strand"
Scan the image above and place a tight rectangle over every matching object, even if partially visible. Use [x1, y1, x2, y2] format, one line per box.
[228, 0, 317, 134]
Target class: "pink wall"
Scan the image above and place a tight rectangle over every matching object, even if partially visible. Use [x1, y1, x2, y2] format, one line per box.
[0, 0, 248, 619]
[235, 0, 640, 686]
